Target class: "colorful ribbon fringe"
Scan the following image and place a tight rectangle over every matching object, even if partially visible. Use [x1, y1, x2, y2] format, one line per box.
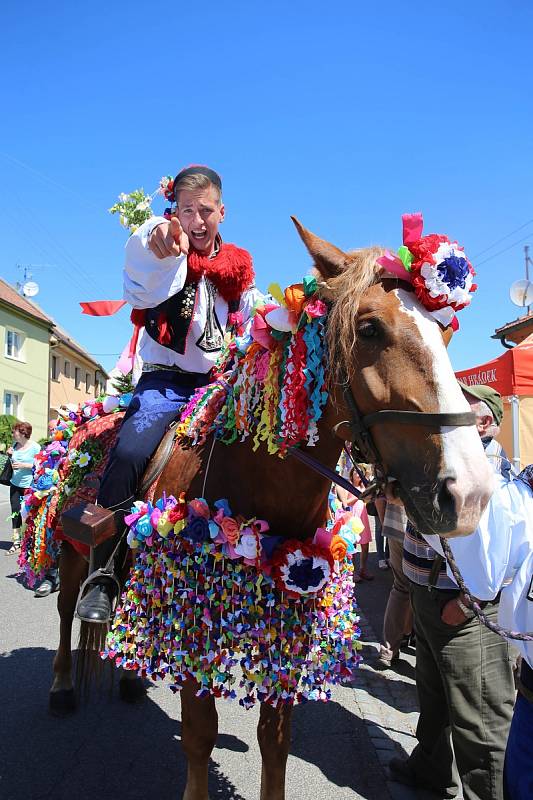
[103, 493, 362, 707]
[176, 291, 329, 456]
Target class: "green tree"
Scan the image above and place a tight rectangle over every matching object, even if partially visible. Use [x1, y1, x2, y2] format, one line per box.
[112, 371, 134, 395]
[0, 415, 17, 452]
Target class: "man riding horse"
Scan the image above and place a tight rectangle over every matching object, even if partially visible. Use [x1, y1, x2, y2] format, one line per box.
[75, 165, 261, 623]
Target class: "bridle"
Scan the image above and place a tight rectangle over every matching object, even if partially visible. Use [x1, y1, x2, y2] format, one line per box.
[289, 377, 476, 503]
[337, 378, 476, 498]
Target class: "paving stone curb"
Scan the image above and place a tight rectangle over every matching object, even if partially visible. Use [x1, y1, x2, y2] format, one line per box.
[350, 609, 420, 799]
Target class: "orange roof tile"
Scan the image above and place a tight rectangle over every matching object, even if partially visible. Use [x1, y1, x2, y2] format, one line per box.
[0, 276, 53, 326]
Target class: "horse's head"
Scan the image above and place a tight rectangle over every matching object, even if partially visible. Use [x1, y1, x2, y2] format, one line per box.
[292, 217, 493, 537]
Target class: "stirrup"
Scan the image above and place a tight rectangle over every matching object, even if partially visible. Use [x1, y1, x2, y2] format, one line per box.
[75, 568, 121, 621]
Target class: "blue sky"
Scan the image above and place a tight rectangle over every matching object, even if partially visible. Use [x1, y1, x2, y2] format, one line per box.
[1, 1, 532, 375]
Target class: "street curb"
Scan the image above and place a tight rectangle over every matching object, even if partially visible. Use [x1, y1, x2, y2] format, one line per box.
[350, 609, 419, 799]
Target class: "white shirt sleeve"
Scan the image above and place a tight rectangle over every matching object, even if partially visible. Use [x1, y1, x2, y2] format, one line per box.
[123, 216, 188, 309]
[423, 475, 531, 600]
[239, 286, 265, 336]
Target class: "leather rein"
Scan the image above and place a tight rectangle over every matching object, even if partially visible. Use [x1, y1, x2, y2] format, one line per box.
[289, 378, 476, 503]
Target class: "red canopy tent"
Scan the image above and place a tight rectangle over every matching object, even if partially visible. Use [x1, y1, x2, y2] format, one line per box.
[455, 335, 533, 469]
[456, 334, 533, 397]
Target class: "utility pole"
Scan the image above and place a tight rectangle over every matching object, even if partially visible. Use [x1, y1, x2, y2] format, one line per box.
[525, 245, 532, 315]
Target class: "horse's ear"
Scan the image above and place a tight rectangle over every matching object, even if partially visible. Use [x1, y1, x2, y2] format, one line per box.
[291, 216, 347, 280]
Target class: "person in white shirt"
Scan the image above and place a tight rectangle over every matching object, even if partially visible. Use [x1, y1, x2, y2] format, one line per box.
[423, 467, 533, 800]
[75, 165, 261, 623]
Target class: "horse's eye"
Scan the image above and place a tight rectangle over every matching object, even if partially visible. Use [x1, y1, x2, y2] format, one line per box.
[357, 320, 380, 339]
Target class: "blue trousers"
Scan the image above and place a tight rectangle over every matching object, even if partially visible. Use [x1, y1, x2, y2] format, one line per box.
[504, 682, 533, 799]
[94, 369, 208, 568]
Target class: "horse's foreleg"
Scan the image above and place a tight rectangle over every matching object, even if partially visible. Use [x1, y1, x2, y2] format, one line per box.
[49, 542, 87, 714]
[180, 680, 218, 800]
[257, 702, 292, 800]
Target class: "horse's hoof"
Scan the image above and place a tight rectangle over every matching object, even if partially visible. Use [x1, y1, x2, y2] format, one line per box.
[49, 688, 76, 716]
[119, 677, 147, 704]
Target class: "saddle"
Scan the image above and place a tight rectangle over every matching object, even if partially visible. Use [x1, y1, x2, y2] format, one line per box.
[61, 423, 201, 547]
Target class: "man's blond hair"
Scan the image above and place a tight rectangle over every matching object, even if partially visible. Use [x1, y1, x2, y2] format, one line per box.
[174, 173, 222, 206]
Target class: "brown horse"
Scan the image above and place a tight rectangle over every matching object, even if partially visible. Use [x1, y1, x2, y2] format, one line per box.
[50, 219, 492, 799]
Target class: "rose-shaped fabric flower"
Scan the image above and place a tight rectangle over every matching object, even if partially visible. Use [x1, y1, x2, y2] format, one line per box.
[156, 511, 173, 538]
[150, 508, 162, 528]
[173, 518, 187, 535]
[219, 516, 240, 545]
[185, 515, 210, 544]
[168, 503, 187, 524]
[188, 498, 210, 518]
[330, 534, 347, 561]
[214, 498, 232, 517]
[304, 298, 327, 319]
[250, 304, 279, 350]
[234, 529, 260, 561]
[228, 311, 244, 328]
[36, 474, 54, 491]
[284, 284, 306, 315]
[135, 514, 153, 540]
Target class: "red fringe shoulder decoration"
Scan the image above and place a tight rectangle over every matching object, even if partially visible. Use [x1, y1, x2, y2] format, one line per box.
[187, 243, 255, 302]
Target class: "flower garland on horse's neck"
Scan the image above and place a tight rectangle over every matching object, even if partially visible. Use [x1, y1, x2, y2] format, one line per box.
[177, 276, 330, 455]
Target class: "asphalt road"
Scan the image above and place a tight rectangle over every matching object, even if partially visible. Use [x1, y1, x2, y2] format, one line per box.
[0, 485, 423, 800]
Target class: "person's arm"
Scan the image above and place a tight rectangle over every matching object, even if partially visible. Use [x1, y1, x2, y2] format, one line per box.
[123, 217, 188, 309]
[335, 486, 353, 509]
[236, 286, 266, 337]
[423, 474, 524, 606]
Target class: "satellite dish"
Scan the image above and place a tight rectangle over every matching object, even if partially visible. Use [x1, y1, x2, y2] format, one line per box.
[510, 279, 533, 307]
[22, 281, 39, 297]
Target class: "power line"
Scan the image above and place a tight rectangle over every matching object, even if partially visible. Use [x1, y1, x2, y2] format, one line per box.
[0, 151, 103, 213]
[473, 218, 533, 259]
[476, 233, 533, 267]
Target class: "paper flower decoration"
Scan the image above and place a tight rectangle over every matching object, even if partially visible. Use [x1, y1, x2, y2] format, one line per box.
[377, 213, 476, 329]
[272, 540, 334, 597]
[76, 452, 91, 468]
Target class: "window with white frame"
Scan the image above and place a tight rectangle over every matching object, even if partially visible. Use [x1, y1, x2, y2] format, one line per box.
[75, 366, 81, 390]
[5, 329, 25, 360]
[64, 360, 71, 379]
[85, 373, 91, 393]
[3, 391, 21, 417]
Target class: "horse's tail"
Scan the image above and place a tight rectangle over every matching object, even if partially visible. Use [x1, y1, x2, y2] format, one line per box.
[75, 621, 112, 697]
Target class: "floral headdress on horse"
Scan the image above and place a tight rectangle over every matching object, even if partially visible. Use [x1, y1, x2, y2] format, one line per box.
[377, 212, 477, 330]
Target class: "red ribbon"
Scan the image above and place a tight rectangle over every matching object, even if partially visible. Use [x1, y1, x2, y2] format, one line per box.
[79, 300, 127, 316]
[402, 213, 424, 246]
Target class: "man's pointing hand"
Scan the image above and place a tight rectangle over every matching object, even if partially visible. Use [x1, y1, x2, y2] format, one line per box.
[149, 216, 190, 259]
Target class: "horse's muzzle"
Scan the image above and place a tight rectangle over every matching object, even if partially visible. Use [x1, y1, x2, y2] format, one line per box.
[399, 473, 493, 538]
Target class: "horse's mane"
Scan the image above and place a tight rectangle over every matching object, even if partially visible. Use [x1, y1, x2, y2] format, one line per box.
[177, 245, 385, 452]
[320, 245, 385, 380]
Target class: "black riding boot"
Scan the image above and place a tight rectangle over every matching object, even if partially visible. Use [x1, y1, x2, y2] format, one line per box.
[76, 516, 128, 624]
